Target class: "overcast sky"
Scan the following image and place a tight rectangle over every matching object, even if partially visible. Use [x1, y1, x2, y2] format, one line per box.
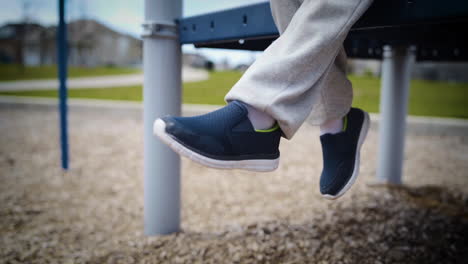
[0, 0, 267, 65]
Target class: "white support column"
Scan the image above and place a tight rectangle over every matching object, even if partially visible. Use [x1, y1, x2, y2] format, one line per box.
[142, 0, 182, 235]
[377, 45, 415, 184]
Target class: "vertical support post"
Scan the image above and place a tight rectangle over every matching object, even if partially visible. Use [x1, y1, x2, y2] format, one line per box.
[142, 0, 182, 235]
[57, 0, 69, 170]
[376, 45, 415, 184]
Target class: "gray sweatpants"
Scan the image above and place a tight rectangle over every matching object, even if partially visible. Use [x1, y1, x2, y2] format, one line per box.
[225, 0, 373, 139]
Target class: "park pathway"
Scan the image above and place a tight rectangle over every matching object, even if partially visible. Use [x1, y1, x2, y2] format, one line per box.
[0, 67, 208, 91]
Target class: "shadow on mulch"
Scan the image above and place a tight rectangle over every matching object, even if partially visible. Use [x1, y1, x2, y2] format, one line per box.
[93, 185, 468, 264]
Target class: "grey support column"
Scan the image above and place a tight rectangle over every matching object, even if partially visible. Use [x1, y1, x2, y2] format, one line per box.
[377, 45, 415, 184]
[142, 0, 182, 235]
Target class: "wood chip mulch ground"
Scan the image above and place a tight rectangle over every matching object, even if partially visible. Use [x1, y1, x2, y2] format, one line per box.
[1, 107, 467, 264]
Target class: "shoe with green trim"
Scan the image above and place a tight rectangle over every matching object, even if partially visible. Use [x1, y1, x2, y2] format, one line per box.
[153, 101, 282, 172]
[319, 107, 370, 199]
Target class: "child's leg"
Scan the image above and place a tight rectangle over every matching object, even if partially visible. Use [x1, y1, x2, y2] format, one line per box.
[226, 0, 373, 139]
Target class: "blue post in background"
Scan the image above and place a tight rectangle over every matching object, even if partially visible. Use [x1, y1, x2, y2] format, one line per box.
[57, 0, 69, 170]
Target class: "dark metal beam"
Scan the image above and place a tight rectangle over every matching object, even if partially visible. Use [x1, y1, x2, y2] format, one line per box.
[179, 0, 468, 61]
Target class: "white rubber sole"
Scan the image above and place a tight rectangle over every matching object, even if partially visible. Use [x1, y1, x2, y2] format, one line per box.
[153, 119, 279, 172]
[322, 112, 371, 200]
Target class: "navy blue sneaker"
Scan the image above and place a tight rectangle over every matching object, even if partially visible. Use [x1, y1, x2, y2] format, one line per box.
[153, 101, 282, 172]
[319, 108, 370, 199]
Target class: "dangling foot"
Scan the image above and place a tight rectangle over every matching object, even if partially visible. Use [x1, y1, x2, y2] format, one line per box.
[153, 101, 282, 172]
[319, 108, 370, 199]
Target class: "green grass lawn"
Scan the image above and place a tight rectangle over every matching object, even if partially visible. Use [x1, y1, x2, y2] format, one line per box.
[0, 64, 141, 81]
[1, 71, 467, 119]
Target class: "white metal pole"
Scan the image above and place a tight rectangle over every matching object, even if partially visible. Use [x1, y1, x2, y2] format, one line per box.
[142, 0, 182, 235]
[376, 45, 415, 184]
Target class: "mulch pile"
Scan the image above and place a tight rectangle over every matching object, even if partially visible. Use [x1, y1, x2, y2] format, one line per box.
[1, 107, 467, 263]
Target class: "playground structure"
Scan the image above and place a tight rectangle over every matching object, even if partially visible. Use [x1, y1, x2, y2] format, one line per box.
[55, 0, 468, 236]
